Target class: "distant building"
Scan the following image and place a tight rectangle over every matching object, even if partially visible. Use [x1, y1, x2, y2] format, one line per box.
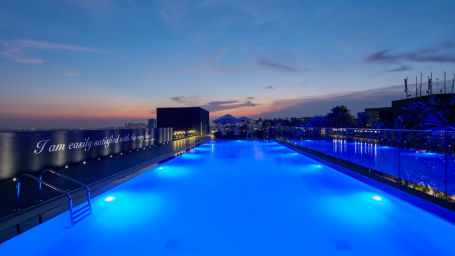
[147, 119, 157, 128]
[365, 93, 455, 124]
[157, 107, 210, 135]
[124, 122, 147, 129]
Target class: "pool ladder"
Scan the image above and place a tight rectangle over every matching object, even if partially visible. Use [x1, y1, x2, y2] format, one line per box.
[16, 169, 92, 226]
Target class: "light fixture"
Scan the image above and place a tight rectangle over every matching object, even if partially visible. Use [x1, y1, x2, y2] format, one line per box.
[104, 196, 116, 202]
[12, 177, 17, 182]
[372, 196, 382, 201]
[65, 165, 69, 168]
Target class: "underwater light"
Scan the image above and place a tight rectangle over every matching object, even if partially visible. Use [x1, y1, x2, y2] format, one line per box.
[372, 196, 382, 201]
[104, 196, 116, 202]
[158, 167, 164, 170]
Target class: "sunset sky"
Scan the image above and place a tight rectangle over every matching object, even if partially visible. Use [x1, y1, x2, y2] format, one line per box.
[1, 0, 455, 128]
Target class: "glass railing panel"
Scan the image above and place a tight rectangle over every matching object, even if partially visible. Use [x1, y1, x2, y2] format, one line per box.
[277, 127, 454, 201]
[446, 131, 455, 200]
[398, 130, 446, 197]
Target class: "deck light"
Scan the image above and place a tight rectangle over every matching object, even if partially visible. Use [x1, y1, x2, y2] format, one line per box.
[83, 161, 86, 165]
[372, 196, 382, 201]
[12, 177, 17, 182]
[65, 165, 69, 168]
[104, 196, 116, 202]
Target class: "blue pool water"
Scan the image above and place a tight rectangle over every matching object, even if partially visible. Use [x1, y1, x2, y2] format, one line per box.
[1, 140, 454, 255]
[287, 139, 455, 195]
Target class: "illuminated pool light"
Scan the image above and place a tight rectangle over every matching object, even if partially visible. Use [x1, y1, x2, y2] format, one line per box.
[372, 195, 383, 201]
[158, 167, 164, 170]
[180, 153, 201, 159]
[104, 196, 116, 202]
[284, 152, 299, 157]
[195, 147, 210, 151]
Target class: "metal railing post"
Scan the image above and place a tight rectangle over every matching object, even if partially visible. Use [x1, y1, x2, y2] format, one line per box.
[16, 174, 74, 225]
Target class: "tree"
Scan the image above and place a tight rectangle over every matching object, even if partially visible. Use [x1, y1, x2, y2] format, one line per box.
[325, 105, 355, 127]
[355, 112, 370, 128]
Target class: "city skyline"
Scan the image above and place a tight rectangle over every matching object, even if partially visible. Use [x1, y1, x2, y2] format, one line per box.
[1, 0, 455, 128]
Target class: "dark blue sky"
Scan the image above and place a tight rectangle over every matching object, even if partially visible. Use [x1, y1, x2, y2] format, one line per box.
[1, 0, 455, 128]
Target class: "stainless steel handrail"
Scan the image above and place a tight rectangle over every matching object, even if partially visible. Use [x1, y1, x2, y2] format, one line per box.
[39, 169, 91, 210]
[16, 174, 74, 225]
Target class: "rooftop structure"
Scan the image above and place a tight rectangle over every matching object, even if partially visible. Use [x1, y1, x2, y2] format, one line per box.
[365, 93, 455, 124]
[157, 107, 210, 135]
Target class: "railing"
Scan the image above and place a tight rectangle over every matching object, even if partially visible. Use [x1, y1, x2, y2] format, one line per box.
[276, 127, 455, 202]
[16, 170, 93, 226]
[16, 174, 74, 225]
[39, 169, 91, 210]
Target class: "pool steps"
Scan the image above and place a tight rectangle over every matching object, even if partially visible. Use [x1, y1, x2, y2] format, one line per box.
[17, 170, 92, 226]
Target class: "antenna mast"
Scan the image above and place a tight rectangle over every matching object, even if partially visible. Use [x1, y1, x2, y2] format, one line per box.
[404, 77, 409, 98]
[420, 72, 422, 96]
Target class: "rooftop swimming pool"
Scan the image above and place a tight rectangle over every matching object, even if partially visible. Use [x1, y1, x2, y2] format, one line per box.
[1, 140, 454, 255]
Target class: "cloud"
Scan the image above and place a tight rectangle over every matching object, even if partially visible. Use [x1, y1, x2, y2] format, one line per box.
[169, 96, 200, 106]
[264, 85, 274, 89]
[386, 64, 412, 72]
[0, 39, 109, 64]
[170, 96, 185, 103]
[253, 85, 406, 119]
[65, 70, 80, 76]
[0, 42, 44, 64]
[202, 100, 257, 112]
[256, 58, 297, 72]
[366, 42, 455, 65]
[168, 96, 258, 113]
